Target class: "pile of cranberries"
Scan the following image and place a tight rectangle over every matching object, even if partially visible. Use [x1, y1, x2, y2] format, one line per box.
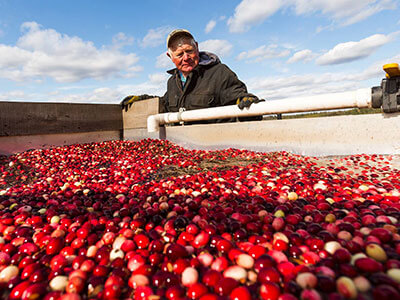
[0, 139, 399, 300]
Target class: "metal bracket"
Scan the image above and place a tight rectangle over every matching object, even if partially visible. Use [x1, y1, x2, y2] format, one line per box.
[371, 77, 400, 113]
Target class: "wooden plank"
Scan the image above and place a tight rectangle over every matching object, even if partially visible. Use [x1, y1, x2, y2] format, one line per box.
[0, 102, 123, 136]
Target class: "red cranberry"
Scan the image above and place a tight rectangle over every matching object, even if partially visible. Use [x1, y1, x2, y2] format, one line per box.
[260, 282, 281, 300]
[258, 267, 281, 284]
[187, 282, 208, 299]
[372, 284, 400, 299]
[215, 277, 239, 296]
[229, 286, 251, 300]
[254, 254, 276, 272]
[165, 285, 185, 300]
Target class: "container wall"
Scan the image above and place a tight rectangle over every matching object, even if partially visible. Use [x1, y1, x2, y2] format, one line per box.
[160, 113, 400, 156]
[2, 99, 400, 157]
[0, 102, 123, 155]
[122, 98, 400, 156]
[0, 102, 122, 136]
[0, 131, 121, 156]
[122, 97, 160, 141]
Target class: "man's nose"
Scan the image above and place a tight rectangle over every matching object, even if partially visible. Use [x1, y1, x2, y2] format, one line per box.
[182, 52, 191, 60]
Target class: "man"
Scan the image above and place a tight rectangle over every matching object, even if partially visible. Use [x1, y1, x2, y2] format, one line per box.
[121, 29, 263, 121]
[159, 29, 263, 121]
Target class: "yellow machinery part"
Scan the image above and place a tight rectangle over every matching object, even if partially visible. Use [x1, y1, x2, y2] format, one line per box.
[383, 63, 400, 78]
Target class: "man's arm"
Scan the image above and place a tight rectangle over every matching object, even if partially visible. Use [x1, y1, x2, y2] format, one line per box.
[218, 65, 249, 106]
[216, 64, 264, 121]
[217, 64, 262, 109]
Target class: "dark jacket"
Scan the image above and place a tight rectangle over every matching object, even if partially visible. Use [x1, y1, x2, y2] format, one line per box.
[159, 52, 259, 123]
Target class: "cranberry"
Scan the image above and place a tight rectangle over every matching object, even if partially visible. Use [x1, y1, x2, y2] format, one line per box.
[254, 254, 276, 272]
[370, 228, 392, 243]
[258, 267, 281, 284]
[134, 233, 150, 249]
[372, 284, 400, 299]
[29, 268, 48, 283]
[9, 281, 31, 299]
[202, 269, 222, 288]
[187, 282, 208, 299]
[333, 248, 351, 263]
[260, 282, 281, 300]
[46, 238, 64, 255]
[354, 257, 383, 273]
[165, 285, 185, 300]
[215, 277, 239, 296]
[166, 243, 189, 261]
[229, 286, 252, 300]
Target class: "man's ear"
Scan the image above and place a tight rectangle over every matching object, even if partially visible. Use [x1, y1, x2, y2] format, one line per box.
[166, 51, 171, 59]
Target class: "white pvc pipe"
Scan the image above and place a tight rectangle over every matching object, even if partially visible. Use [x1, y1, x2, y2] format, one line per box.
[147, 88, 372, 132]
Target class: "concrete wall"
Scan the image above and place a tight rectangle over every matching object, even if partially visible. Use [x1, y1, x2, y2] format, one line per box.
[122, 97, 159, 132]
[158, 113, 400, 156]
[121, 98, 400, 156]
[122, 97, 161, 141]
[0, 102, 122, 155]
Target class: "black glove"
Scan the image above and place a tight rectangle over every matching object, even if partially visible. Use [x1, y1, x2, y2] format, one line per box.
[120, 94, 158, 112]
[236, 96, 265, 109]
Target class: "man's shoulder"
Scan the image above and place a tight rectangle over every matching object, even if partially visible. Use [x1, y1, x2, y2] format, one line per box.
[200, 62, 234, 75]
[167, 68, 177, 76]
[166, 69, 178, 81]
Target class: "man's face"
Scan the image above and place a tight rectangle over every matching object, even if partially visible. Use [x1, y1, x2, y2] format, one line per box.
[167, 37, 199, 76]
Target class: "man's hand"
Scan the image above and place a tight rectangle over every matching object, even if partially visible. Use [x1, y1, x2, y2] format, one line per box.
[236, 96, 265, 109]
[120, 94, 157, 112]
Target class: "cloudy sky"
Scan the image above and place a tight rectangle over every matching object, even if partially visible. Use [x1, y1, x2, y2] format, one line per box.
[0, 0, 399, 103]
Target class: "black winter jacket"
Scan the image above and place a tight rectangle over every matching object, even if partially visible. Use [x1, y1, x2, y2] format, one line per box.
[159, 52, 258, 122]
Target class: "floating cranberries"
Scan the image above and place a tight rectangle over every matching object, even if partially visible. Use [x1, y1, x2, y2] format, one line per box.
[0, 139, 399, 299]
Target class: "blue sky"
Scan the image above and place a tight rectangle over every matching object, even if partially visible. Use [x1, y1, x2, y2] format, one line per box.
[0, 0, 399, 103]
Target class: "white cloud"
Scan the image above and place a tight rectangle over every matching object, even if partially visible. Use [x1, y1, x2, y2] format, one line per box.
[141, 26, 173, 48]
[246, 58, 389, 100]
[248, 73, 357, 100]
[198, 40, 233, 58]
[62, 87, 122, 103]
[0, 90, 28, 100]
[205, 20, 217, 33]
[0, 87, 122, 103]
[112, 32, 134, 49]
[98, 73, 169, 102]
[156, 52, 174, 69]
[227, 0, 283, 33]
[315, 24, 334, 34]
[227, 0, 396, 32]
[0, 71, 170, 103]
[148, 72, 169, 84]
[294, 0, 397, 26]
[237, 44, 290, 62]
[82, 73, 169, 103]
[287, 49, 315, 63]
[316, 33, 395, 65]
[0, 22, 142, 83]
